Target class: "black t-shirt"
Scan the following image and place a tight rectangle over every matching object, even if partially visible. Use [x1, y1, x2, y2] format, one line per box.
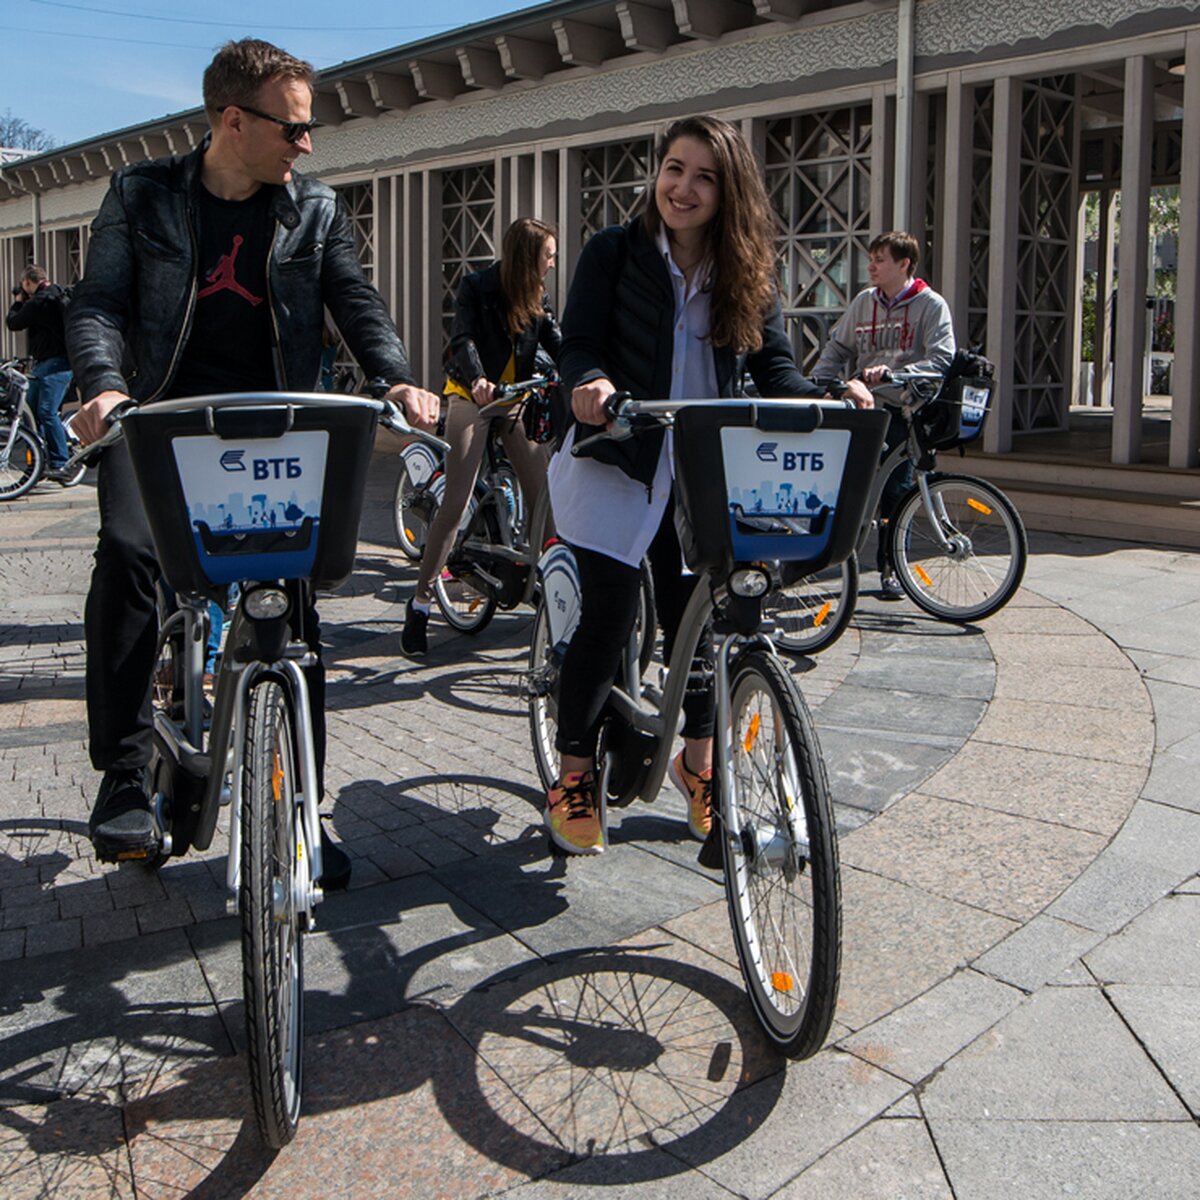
[169, 185, 276, 399]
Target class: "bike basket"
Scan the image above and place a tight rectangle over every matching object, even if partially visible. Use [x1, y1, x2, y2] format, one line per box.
[0, 368, 24, 415]
[672, 402, 888, 576]
[916, 375, 992, 452]
[122, 393, 380, 594]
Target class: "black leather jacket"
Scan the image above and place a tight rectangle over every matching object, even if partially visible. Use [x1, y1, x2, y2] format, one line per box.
[67, 140, 414, 404]
[559, 217, 822, 485]
[445, 261, 561, 391]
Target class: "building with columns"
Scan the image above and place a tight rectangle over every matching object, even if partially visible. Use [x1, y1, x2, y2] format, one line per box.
[1, 0, 1197, 537]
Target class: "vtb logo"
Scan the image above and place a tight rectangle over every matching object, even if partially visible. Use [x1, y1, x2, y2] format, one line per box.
[755, 442, 826, 471]
[220, 449, 246, 472]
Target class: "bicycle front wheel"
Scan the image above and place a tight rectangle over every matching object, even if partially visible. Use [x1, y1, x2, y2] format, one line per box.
[241, 679, 304, 1148]
[765, 555, 859, 656]
[723, 649, 840, 1058]
[889, 473, 1027, 622]
[527, 599, 560, 793]
[0, 424, 43, 500]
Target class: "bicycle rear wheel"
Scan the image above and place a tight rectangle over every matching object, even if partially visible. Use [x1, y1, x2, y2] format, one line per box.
[393, 466, 438, 559]
[0, 424, 43, 500]
[722, 649, 840, 1058]
[765, 555, 858, 656]
[889, 473, 1026, 622]
[241, 678, 304, 1148]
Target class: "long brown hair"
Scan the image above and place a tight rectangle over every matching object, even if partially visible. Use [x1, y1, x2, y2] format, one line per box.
[643, 115, 778, 354]
[499, 218, 557, 338]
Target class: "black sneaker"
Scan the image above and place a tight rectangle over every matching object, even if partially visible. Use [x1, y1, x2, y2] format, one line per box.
[880, 571, 904, 600]
[401, 598, 429, 656]
[89, 767, 156, 862]
[318, 824, 351, 891]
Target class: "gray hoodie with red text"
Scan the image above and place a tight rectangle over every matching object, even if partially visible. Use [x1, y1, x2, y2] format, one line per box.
[813, 279, 955, 382]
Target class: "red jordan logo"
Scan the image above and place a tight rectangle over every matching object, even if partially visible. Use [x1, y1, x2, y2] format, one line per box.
[197, 235, 263, 306]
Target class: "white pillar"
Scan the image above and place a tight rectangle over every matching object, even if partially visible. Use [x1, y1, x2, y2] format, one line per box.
[985, 76, 1020, 455]
[1095, 188, 1117, 408]
[871, 85, 894, 233]
[1172, 30, 1200, 468]
[893, 0, 915, 228]
[941, 72, 973, 341]
[1113, 55, 1153, 464]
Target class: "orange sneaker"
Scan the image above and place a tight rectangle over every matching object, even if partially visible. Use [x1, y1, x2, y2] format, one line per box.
[669, 750, 713, 841]
[545, 771, 605, 855]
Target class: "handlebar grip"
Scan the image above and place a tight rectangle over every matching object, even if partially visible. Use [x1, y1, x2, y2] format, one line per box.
[601, 391, 632, 421]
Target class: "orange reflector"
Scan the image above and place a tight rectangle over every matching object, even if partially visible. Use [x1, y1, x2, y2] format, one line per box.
[771, 971, 795, 993]
[272, 752, 285, 802]
[743, 712, 761, 753]
[813, 601, 832, 628]
[468, 598, 481, 612]
[967, 497, 992, 515]
[404, 527, 416, 540]
[914, 565, 932, 587]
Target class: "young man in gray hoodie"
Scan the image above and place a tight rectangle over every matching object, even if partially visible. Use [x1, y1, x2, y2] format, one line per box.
[813, 231, 955, 597]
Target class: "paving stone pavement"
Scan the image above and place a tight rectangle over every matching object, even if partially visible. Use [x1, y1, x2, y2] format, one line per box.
[1, 448, 1197, 1198]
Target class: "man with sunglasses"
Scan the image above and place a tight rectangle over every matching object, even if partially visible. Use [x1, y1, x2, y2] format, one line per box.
[68, 39, 440, 876]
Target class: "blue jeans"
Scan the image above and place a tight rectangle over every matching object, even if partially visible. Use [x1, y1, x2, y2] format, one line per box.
[29, 357, 72, 469]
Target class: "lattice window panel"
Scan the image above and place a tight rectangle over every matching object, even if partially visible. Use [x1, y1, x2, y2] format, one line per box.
[579, 138, 654, 241]
[441, 162, 497, 345]
[765, 106, 874, 371]
[967, 86, 994, 354]
[334, 182, 375, 278]
[66, 228, 83, 284]
[1013, 75, 1074, 434]
[1081, 121, 1182, 189]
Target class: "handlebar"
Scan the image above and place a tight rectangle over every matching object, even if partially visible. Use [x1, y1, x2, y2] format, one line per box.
[378, 397, 450, 453]
[571, 395, 852, 457]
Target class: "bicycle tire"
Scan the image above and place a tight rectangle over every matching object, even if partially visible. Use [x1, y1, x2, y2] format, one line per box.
[527, 599, 560, 793]
[393, 464, 438, 559]
[722, 649, 841, 1058]
[889, 473, 1027, 622]
[0, 424, 43, 500]
[241, 678, 304, 1148]
[765, 555, 859, 656]
[434, 498, 500, 634]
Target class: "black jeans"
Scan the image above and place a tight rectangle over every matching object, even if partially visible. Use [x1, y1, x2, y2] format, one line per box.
[555, 498, 715, 759]
[85, 438, 326, 790]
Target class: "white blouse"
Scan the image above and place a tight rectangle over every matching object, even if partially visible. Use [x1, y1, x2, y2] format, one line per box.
[549, 229, 717, 567]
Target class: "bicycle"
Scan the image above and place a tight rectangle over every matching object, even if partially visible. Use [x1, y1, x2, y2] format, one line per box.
[0, 356, 86, 500]
[398, 374, 555, 635]
[765, 353, 1027, 650]
[72, 390, 443, 1148]
[527, 395, 888, 1057]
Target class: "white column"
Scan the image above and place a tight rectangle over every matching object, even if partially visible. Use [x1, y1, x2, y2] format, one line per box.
[1113, 55, 1153, 464]
[940, 72, 973, 340]
[892, 0, 915, 227]
[1172, 29, 1200, 468]
[871, 85, 894, 233]
[1095, 188, 1117, 408]
[985, 76, 1020, 455]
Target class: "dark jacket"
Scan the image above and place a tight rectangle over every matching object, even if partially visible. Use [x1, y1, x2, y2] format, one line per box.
[6, 284, 69, 363]
[558, 218, 822, 485]
[66, 139, 414, 404]
[445, 261, 561, 390]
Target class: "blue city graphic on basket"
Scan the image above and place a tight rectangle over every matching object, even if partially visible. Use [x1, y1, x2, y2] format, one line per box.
[719, 427, 850, 559]
[172, 430, 330, 583]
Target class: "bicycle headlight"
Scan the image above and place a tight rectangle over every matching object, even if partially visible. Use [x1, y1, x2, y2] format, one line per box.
[729, 567, 771, 598]
[244, 586, 290, 620]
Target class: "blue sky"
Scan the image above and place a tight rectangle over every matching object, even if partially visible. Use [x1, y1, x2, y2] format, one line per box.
[3, 0, 536, 149]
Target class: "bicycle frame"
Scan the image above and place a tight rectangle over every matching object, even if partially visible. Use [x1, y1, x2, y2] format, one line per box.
[154, 589, 325, 915]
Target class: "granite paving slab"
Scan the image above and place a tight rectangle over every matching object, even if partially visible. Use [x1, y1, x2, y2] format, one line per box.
[1105, 984, 1200, 1116]
[920, 986, 1191, 1122]
[972, 913, 1105, 992]
[839, 793, 1106, 921]
[771, 1116, 953, 1199]
[1083, 893, 1200, 985]
[928, 1119, 1200, 1200]
[840, 968, 1024, 1084]
[832, 865, 1016, 1031]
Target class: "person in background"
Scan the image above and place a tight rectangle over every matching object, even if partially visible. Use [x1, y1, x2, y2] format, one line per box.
[6, 265, 75, 480]
[812, 231, 955, 598]
[401, 217, 561, 655]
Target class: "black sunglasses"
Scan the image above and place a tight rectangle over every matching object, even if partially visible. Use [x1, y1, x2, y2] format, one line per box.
[220, 103, 317, 144]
